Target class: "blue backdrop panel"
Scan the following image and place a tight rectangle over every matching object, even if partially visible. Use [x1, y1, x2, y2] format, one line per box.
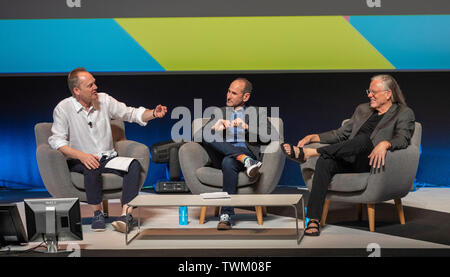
[350, 15, 450, 70]
[0, 19, 164, 74]
[0, 73, 448, 191]
[0, 119, 43, 188]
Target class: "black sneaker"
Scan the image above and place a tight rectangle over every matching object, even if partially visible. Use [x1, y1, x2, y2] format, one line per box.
[244, 159, 262, 178]
[217, 214, 233, 230]
[112, 214, 137, 233]
[91, 210, 106, 232]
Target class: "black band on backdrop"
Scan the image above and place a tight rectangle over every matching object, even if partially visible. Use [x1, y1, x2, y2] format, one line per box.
[1, 0, 450, 20]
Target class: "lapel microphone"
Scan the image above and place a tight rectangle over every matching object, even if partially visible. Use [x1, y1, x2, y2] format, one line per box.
[88, 122, 92, 128]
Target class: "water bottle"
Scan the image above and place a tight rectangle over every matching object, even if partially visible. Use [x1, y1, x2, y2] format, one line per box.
[179, 206, 188, 225]
[305, 207, 310, 227]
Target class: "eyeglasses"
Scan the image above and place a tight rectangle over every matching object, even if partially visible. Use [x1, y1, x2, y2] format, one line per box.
[365, 89, 388, 96]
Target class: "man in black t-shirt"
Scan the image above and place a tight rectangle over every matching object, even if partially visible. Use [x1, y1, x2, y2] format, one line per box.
[281, 74, 415, 236]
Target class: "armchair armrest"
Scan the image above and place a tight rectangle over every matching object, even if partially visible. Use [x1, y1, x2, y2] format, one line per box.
[115, 140, 150, 189]
[178, 142, 210, 169]
[256, 141, 285, 194]
[178, 142, 211, 194]
[115, 140, 150, 171]
[36, 144, 81, 198]
[365, 144, 420, 201]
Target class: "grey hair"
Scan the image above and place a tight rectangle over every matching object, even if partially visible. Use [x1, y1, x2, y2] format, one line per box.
[371, 74, 406, 105]
[67, 67, 87, 96]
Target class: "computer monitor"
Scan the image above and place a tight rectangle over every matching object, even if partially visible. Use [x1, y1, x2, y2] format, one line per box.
[24, 198, 83, 253]
[0, 203, 28, 247]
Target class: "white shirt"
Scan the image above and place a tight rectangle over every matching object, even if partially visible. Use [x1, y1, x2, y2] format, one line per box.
[48, 93, 147, 158]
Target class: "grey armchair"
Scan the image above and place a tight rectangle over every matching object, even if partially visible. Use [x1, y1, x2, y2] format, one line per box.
[300, 121, 422, 231]
[179, 117, 285, 225]
[34, 120, 150, 215]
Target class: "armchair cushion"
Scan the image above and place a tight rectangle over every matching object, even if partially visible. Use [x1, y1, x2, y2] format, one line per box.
[195, 167, 258, 188]
[329, 173, 370, 192]
[71, 172, 124, 191]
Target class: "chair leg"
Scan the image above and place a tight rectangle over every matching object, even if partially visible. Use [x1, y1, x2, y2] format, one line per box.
[255, 206, 263, 226]
[395, 198, 406, 225]
[262, 206, 267, 217]
[102, 200, 109, 218]
[214, 206, 220, 217]
[320, 199, 330, 227]
[357, 203, 363, 221]
[199, 206, 207, 224]
[367, 204, 375, 232]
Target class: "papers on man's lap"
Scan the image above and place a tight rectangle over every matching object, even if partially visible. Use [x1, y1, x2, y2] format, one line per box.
[105, 157, 136, 172]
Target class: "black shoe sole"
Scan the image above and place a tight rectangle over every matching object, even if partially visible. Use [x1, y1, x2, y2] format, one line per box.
[247, 162, 262, 178]
[217, 222, 232, 230]
[91, 227, 106, 232]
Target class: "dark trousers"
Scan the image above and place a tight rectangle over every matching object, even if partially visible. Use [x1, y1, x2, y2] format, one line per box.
[307, 134, 374, 220]
[68, 156, 142, 206]
[202, 141, 256, 216]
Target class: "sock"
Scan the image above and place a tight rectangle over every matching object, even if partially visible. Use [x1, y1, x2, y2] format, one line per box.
[236, 154, 252, 167]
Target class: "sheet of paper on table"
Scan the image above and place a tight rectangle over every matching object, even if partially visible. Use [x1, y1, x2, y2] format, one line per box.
[200, 192, 231, 199]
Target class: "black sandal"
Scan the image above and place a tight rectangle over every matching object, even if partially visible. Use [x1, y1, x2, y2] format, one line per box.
[280, 143, 306, 163]
[305, 220, 321, 236]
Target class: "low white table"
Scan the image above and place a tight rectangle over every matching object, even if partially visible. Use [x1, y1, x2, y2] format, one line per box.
[125, 194, 305, 245]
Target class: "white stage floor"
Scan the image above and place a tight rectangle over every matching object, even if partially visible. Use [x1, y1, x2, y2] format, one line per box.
[3, 187, 450, 257]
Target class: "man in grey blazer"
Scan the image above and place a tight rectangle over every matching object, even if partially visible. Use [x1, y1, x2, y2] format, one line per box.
[281, 74, 415, 236]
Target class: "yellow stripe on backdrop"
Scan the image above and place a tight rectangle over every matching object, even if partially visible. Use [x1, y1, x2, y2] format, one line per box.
[115, 16, 394, 71]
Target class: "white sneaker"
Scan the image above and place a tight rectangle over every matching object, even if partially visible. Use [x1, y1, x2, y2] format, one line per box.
[245, 159, 262, 178]
[217, 214, 233, 230]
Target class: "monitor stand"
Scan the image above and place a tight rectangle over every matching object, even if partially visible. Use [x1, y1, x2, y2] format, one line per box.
[43, 234, 58, 253]
[36, 206, 59, 253]
[35, 235, 76, 254]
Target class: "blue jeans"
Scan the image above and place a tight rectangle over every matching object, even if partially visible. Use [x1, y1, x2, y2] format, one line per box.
[201, 141, 256, 216]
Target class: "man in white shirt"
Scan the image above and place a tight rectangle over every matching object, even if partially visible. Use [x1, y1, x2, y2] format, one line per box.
[49, 67, 167, 232]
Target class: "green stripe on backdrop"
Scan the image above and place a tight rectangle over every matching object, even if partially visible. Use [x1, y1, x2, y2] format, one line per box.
[115, 16, 394, 71]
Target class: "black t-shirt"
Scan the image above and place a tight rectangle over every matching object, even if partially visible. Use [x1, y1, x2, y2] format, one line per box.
[357, 111, 385, 136]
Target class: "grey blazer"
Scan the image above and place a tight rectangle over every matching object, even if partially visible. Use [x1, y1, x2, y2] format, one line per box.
[319, 103, 415, 151]
[194, 106, 275, 161]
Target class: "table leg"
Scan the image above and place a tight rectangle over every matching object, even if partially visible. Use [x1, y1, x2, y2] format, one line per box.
[199, 206, 207, 224]
[255, 206, 264, 225]
[125, 205, 141, 245]
[138, 207, 141, 232]
[302, 198, 305, 230]
[292, 204, 299, 244]
[125, 205, 130, 245]
[292, 199, 305, 245]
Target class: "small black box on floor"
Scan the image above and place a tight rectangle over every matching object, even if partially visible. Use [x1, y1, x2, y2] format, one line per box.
[155, 181, 190, 193]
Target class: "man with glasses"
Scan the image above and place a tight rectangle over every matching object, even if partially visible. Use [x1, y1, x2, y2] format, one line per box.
[281, 74, 415, 236]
